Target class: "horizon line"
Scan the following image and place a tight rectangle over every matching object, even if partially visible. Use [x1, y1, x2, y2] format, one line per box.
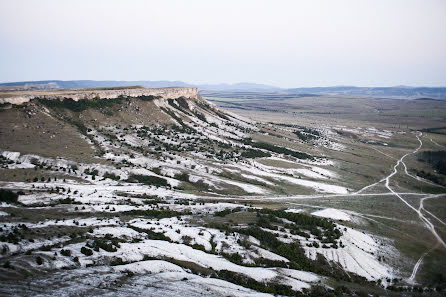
[1, 79, 446, 89]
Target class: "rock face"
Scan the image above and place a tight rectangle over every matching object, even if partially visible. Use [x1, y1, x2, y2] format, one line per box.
[0, 87, 199, 105]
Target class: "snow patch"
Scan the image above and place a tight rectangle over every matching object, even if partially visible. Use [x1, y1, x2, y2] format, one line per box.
[312, 208, 351, 221]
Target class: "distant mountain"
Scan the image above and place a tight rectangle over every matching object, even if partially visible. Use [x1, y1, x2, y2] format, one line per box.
[0, 80, 279, 92]
[197, 82, 281, 91]
[285, 86, 446, 100]
[0, 80, 193, 90]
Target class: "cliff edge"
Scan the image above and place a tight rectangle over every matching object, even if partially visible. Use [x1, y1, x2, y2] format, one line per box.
[0, 87, 199, 105]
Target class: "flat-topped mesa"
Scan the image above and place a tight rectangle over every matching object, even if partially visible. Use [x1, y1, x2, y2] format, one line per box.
[0, 87, 199, 105]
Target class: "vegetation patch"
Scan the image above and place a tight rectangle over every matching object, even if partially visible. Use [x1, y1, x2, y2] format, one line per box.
[160, 106, 188, 128]
[245, 139, 313, 160]
[241, 149, 271, 158]
[38, 96, 125, 112]
[136, 95, 161, 101]
[414, 169, 446, 186]
[417, 150, 446, 175]
[216, 269, 297, 296]
[86, 234, 123, 252]
[0, 188, 21, 204]
[127, 174, 169, 187]
[122, 209, 185, 219]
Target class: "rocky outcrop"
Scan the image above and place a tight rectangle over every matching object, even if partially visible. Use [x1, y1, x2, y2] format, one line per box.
[0, 87, 198, 105]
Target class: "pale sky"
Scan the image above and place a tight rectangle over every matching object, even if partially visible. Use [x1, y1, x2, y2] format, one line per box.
[1, 0, 445, 87]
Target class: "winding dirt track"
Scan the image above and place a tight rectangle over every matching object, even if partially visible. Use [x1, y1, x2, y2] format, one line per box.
[384, 134, 444, 246]
[222, 132, 446, 283]
[378, 133, 445, 282]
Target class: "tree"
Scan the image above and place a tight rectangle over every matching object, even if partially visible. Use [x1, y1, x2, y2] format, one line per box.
[36, 256, 43, 265]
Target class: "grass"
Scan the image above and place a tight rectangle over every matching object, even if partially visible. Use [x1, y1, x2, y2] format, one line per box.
[205, 211, 259, 226]
[211, 94, 446, 130]
[0, 105, 100, 163]
[423, 197, 446, 222]
[0, 168, 88, 183]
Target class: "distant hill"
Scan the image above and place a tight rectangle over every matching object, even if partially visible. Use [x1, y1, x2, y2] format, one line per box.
[0, 80, 192, 90]
[197, 82, 281, 91]
[1, 81, 445, 99]
[285, 86, 446, 100]
[0, 80, 279, 92]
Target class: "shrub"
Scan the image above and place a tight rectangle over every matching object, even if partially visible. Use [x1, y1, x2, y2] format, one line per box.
[417, 150, 446, 175]
[415, 170, 445, 186]
[176, 97, 190, 110]
[194, 112, 207, 122]
[88, 235, 122, 252]
[38, 96, 124, 112]
[104, 172, 120, 181]
[251, 141, 313, 160]
[128, 174, 168, 187]
[122, 209, 183, 219]
[215, 208, 232, 217]
[60, 249, 71, 257]
[174, 172, 190, 182]
[3, 261, 12, 269]
[0, 189, 19, 203]
[81, 246, 93, 256]
[137, 95, 160, 101]
[216, 270, 295, 296]
[241, 149, 271, 158]
[36, 256, 43, 265]
[294, 131, 317, 141]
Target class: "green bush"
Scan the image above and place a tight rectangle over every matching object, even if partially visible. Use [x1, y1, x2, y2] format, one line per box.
[241, 149, 271, 158]
[122, 209, 183, 219]
[415, 170, 445, 186]
[215, 208, 232, 217]
[128, 174, 168, 187]
[194, 112, 207, 122]
[160, 107, 186, 127]
[251, 141, 313, 160]
[294, 131, 317, 141]
[36, 256, 43, 265]
[137, 95, 160, 101]
[174, 172, 190, 182]
[0, 189, 19, 203]
[176, 97, 190, 110]
[60, 249, 71, 256]
[216, 270, 296, 296]
[38, 96, 124, 112]
[81, 246, 93, 256]
[417, 150, 446, 175]
[88, 235, 121, 252]
[104, 172, 120, 181]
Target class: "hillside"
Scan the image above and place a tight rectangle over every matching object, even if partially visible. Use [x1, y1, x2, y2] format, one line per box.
[0, 87, 347, 196]
[0, 87, 445, 296]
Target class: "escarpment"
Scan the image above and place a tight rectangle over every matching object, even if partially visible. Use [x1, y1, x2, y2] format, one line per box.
[0, 87, 199, 105]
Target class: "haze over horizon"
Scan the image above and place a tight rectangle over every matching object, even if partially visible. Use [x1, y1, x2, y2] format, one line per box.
[1, 0, 445, 88]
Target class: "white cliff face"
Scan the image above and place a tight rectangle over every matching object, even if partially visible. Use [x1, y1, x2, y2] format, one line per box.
[0, 87, 198, 105]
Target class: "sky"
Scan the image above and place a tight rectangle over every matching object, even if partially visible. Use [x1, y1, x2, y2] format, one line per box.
[0, 0, 445, 88]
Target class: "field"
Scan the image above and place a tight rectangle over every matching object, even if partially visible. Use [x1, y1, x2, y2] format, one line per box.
[209, 95, 446, 130]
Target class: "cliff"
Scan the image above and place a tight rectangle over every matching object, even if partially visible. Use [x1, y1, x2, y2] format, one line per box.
[0, 87, 199, 105]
